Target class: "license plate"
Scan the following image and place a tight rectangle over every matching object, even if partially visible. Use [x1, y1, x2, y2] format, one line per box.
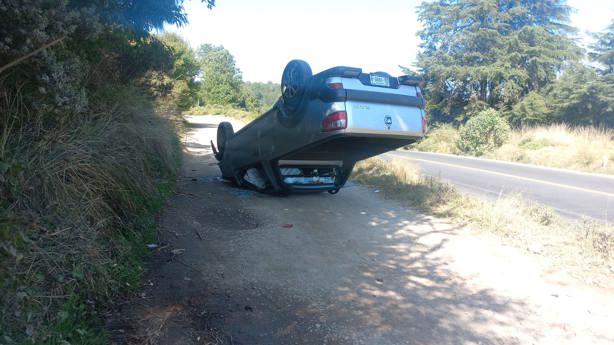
[370, 74, 390, 87]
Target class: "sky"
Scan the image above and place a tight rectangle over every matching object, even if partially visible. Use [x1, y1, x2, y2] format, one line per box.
[164, 0, 614, 83]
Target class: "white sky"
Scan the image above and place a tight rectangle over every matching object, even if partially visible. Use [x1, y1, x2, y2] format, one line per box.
[164, 0, 614, 83]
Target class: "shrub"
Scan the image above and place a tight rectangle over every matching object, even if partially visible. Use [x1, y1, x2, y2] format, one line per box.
[457, 109, 511, 156]
[409, 124, 460, 153]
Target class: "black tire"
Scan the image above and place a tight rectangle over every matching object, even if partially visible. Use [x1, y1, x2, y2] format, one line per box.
[216, 121, 234, 161]
[279, 59, 312, 127]
[328, 188, 340, 195]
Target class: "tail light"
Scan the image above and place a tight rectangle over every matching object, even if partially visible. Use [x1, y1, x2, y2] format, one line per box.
[321, 111, 347, 132]
[327, 82, 343, 90]
[421, 115, 428, 134]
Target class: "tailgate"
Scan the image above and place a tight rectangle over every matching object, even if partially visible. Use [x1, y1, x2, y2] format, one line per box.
[346, 99, 424, 135]
[321, 70, 426, 137]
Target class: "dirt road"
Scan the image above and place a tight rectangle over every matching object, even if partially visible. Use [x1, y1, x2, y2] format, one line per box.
[110, 116, 614, 345]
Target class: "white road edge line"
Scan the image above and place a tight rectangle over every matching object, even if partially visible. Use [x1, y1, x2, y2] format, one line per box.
[387, 153, 614, 198]
[395, 150, 614, 180]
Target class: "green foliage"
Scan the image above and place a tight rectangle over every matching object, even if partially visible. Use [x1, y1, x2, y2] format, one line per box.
[0, 0, 201, 341]
[547, 65, 614, 127]
[23, 296, 107, 345]
[236, 83, 259, 111]
[98, 0, 190, 32]
[197, 44, 243, 106]
[509, 91, 553, 127]
[243, 81, 281, 110]
[158, 33, 201, 110]
[457, 109, 511, 155]
[0, 84, 180, 342]
[159, 33, 200, 81]
[416, 0, 581, 123]
[193, 44, 276, 115]
[589, 20, 614, 75]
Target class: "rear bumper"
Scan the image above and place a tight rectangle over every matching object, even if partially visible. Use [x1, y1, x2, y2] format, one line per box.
[343, 127, 423, 139]
[285, 183, 338, 191]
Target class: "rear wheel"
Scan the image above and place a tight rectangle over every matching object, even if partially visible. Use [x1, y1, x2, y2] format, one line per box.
[216, 121, 234, 161]
[279, 60, 312, 127]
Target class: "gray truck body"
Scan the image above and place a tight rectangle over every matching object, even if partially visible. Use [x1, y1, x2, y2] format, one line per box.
[215, 63, 426, 193]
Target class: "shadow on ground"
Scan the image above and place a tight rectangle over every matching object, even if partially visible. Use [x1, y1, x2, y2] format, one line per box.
[108, 128, 536, 345]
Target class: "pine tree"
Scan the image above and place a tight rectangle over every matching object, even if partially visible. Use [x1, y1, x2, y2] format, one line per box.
[589, 20, 614, 75]
[416, 0, 581, 123]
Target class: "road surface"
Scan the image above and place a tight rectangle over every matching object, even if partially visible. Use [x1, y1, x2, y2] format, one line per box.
[388, 151, 614, 223]
[109, 116, 614, 345]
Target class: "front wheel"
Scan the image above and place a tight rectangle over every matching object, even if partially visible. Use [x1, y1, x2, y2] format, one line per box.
[216, 121, 234, 161]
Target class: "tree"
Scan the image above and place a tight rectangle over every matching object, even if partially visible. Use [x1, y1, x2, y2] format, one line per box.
[589, 20, 614, 75]
[197, 44, 243, 106]
[158, 33, 201, 109]
[416, 0, 581, 124]
[95, 0, 216, 32]
[509, 91, 553, 127]
[547, 65, 614, 127]
[244, 81, 281, 110]
[543, 20, 614, 127]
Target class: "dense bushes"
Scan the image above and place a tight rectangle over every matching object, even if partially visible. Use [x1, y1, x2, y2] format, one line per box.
[457, 109, 511, 156]
[0, 85, 179, 342]
[0, 0, 192, 342]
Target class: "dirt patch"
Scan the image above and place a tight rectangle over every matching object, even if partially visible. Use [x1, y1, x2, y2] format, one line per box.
[107, 127, 259, 344]
[109, 116, 614, 345]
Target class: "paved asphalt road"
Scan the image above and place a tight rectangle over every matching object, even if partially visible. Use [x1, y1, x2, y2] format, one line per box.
[387, 151, 614, 223]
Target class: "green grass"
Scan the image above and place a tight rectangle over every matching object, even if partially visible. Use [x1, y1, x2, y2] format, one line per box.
[352, 158, 613, 275]
[20, 296, 106, 345]
[22, 176, 178, 345]
[0, 84, 181, 343]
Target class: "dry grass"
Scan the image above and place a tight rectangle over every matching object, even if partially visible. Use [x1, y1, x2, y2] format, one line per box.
[352, 158, 614, 276]
[487, 124, 614, 174]
[0, 85, 180, 341]
[408, 123, 460, 154]
[410, 124, 614, 174]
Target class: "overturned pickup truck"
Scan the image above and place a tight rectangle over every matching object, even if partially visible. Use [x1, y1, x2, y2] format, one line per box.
[213, 60, 426, 194]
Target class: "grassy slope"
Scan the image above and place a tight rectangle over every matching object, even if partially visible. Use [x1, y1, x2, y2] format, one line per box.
[352, 158, 613, 278]
[0, 86, 181, 343]
[410, 124, 614, 174]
